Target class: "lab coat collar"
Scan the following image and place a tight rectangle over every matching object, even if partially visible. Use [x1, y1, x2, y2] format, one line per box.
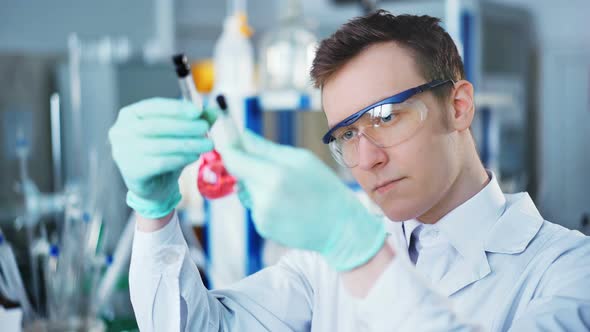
[483, 192, 544, 254]
[390, 172, 544, 296]
[433, 172, 544, 258]
[424, 172, 503, 295]
[435, 172, 507, 268]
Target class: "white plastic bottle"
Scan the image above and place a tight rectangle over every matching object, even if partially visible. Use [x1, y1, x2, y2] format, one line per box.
[212, 13, 256, 131]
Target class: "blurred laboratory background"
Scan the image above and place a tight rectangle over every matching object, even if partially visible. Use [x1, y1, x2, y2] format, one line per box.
[0, 0, 588, 331]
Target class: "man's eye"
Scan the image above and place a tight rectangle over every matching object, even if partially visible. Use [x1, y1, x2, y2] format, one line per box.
[381, 113, 395, 123]
[339, 129, 356, 142]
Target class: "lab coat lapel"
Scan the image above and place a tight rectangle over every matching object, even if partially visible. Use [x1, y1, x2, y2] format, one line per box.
[438, 193, 543, 297]
[436, 251, 491, 296]
[387, 216, 493, 297]
[433, 173, 503, 296]
[483, 193, 544, 254]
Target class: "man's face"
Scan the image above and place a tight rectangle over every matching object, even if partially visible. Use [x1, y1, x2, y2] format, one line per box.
[322, 42, 461, 221]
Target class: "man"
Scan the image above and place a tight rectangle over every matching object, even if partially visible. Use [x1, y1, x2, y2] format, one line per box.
[109, 10, 590, 331]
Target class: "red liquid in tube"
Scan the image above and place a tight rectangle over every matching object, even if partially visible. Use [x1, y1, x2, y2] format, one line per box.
[197, 150, 237, 199]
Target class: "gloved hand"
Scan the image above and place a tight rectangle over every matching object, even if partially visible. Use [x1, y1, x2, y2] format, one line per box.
[108, 98, 217, 219]
[219, 131, 387, 271]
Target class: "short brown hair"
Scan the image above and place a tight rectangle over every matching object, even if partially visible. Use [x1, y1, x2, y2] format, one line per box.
[310, 10, 465, 101]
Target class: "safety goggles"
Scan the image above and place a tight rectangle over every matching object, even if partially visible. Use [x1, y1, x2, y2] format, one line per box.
[322, 79, 454, 168]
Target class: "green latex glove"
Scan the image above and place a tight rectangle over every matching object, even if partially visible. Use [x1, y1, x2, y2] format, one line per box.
[219, 131, 387, 271]
[108, 98, 217, 219]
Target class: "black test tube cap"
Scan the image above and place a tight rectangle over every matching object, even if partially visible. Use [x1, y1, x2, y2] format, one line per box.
[216, 95, 228, 111]
[172, 54, 190, 78]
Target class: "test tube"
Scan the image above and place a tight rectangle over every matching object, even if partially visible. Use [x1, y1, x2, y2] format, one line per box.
[45, 244, 60, 320]
[172, 54, 203, 110]
[214, 94, 244, 149]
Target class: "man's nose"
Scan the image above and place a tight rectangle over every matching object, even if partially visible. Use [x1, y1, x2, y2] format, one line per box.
[356, 134, 388, 170]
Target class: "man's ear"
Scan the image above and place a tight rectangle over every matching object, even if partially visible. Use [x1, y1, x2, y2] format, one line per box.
[449, 80, 475, 132]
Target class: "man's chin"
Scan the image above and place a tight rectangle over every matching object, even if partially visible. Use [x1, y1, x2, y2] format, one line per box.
[379, 203, 421, 222]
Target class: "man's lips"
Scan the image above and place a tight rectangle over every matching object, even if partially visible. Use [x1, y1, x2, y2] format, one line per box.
[373, 177, 405, 194]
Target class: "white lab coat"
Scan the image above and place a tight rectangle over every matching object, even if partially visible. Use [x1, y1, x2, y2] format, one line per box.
[129, 177, 590, 331]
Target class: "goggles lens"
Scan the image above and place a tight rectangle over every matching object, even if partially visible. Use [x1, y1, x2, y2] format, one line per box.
[328, 99, 428, 168]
